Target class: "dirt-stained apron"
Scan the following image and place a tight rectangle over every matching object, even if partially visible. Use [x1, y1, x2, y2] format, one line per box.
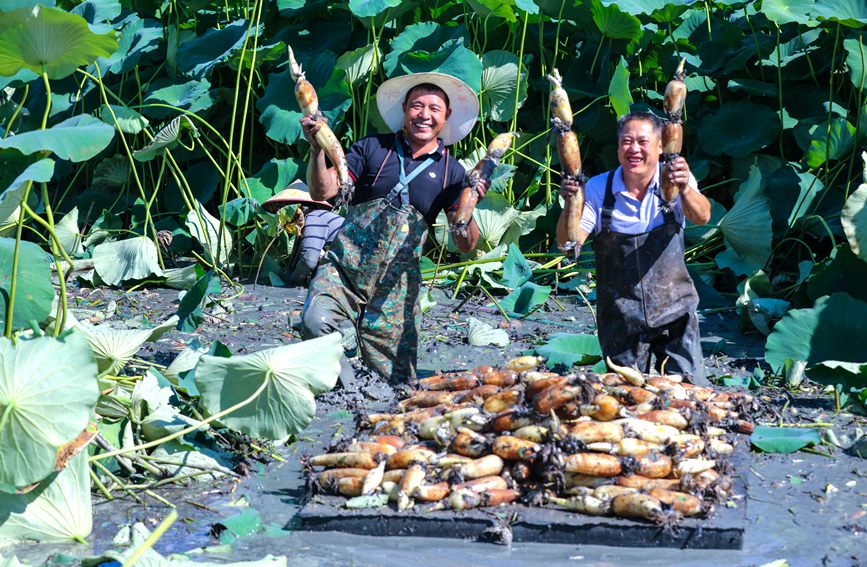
[593, 170, 708, 385]
[302, 137, 432, 383]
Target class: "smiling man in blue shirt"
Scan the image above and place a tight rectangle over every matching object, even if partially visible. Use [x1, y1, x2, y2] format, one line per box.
[559, 111, 712, 385]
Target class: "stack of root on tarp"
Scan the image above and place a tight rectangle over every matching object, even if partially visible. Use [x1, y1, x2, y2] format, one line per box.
[303, 356, 756, 526]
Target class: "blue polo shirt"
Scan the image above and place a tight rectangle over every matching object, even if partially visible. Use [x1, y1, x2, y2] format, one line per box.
[580, 166, 697, 235]
[345, 133, 467, 226]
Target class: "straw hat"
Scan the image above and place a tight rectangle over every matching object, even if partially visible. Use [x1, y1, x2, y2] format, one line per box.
[376, 72, 479, 146]
[261, 179, 333, 213]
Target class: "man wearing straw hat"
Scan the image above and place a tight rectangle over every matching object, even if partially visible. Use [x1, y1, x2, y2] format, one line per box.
[298, 72, 487, 387]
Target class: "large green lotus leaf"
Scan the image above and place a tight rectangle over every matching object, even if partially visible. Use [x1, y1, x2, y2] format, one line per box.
[845, 38, 866, 91]
[91, 155, 128, 191]
[467, 317, 509, 347]
[592, 0, 642, 42]
[186, 202, 232, 265]
[806, 244, 867, 303]
[761, 0, 816, 25]
[71, 0, 122, 26]
[473, 193, 521, 250]
[195, 332, 342, 439]
[480, 50, 528, 123]
[499, 282, 551, 317]
[162, 264, 200, 291]
[383, 22, 468, 77]
[76, 315, 178, 375]
[133, 115, 198, 161]
[842, 155, 867, 259]
[0, 332, 98, 489]
[811, 0, 867, 26]
[0, 114, 114, 162]
[55, 206, 83, 256]
[0, 237, 54, 331]
[765, 293, 867, 389]
[716, 165, 773, 276]
[348, 0, 402, 18]
[176, 20, 260, 78]
[142, 78, 215, 120]
[698, 102, 780, 158]
[0, 5, 117, 80]
[500, 243, 532, 288]
[100, 104, 148, 134]
[760, 29, 822, 69]
[762, 164, 825, 238]
[466, 0, 517, 22]
[94, 16, 161, 76]
[805, 118, 856, 168]
[750, 426, 821, 454]
[336, 43, 380, 87]
[0, 452, 91, 544]
[257, 63, 351, 145]
[500, 204, 545, 249]
[536, 333, 603, 369]
[134, 371, 208, 442]
[244, 157, 304, 204]
[608, 57, 633, 118]
[92, 236, 164, 286]
[0, 158, 54, 224]
[393, 39, 482, 93]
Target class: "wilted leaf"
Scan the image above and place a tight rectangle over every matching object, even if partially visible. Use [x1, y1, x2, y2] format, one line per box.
[76, 315, 179, 375]
[345, 493, 390, 509]
[92, 236, 163, 286]
[467, 317, 510, 347]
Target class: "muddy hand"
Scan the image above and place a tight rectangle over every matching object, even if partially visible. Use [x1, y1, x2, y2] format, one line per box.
[300, 115, 323, 150]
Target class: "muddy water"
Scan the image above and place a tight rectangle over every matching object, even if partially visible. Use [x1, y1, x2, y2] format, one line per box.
[8, 286, 865, 566]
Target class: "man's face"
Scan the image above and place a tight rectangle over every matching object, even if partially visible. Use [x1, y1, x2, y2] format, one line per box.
[402, 88, 451, 148]
[617, 118, 662, 179]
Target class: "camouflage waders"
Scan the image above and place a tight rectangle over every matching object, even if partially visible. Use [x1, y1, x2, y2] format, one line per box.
[593, 170, 708, 385]
[301, 139, 434, 383]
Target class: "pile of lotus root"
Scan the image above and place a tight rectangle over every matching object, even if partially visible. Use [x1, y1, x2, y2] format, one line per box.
[306, 356, 754, 525]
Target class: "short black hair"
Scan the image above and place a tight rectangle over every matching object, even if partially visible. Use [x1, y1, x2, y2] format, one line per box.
[616, 111, 664, 138]
[404, 83, 450, 108]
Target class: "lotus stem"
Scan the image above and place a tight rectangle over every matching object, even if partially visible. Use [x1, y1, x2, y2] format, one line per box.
[92, 460, 144, 504]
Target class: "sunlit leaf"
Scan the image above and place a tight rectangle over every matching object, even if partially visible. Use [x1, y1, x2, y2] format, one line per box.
[383, 22, 468, 78]
[499, 282, 551, 317]
[592, 0, 642, 42]
[467, 0, 517, 22]
[805, 118, 856, 168]
[699, 101, 780, 157]
[467, 317, 510, 347]
[143, 77, 215, 120]
[608, 57, 633, 118]
[765, 292, 867, 390]
[716, 165, 773, 276]
[480, 50, 528, 122]
[0, 114, 115, 162]
[186, 202, 232, 265]
[535, 333, 602, 369]
[55, 207, 83, 256]
[0, 5, 117, 80]
[75, 315, 178, 375]
[845, 38, 866, 91]
[176, 20, 261, 78]
[473, 193, 521, 250]
[92, 236, 164, 286]
[0, 332, 98, 490]
[337, 43, 380, 87]
[0, 238, 54, 331]
[348, 0, 402, 18]
[750, 426, 821, 454]
[842, 155, 867, 260]
[810, 0, 867, 27]
[393, 39, 483, 93]
[94, 16, 161, 76]
[500, 243, 532, 288]
[100, 104, 148, 134]
[760, 0, 816, 25]
[133, 115, 198, 161]
[0, 158, 54, 226]
[196, 333, 343, 439]
[0, 453, 92, 544]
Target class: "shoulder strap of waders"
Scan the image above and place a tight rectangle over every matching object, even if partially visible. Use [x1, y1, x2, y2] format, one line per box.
[601, 170, 616, 232]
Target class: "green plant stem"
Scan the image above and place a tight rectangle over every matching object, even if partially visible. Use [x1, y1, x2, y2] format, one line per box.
[89, 468, 113, 500]
[743, 7, 766, 82]
[3, 83, 28, 138]
[40, 183, 70, 334]
[479, 284, 510, 322]
[144, 490, 175, 508]
[92, 460, 144, 504]
[774, 24, 784, 159]
[825, 24, 841, 170]
[589, 37, 605, 78]
[844, 32, 865, 199]
[122, 510, 178, 567]
[90, 372, 270, 463]
[452, 266, 469, 300]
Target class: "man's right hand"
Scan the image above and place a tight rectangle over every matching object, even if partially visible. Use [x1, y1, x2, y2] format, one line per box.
[560, 177, 582, 199]
[300, 115, 322, 150]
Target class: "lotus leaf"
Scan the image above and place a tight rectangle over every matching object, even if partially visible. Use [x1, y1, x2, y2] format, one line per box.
[750, 426, 821, 454]
[466, 0, 517, 22]
[698, 102, 780, 158]
[142, 77, 215, 120]
[761, 29, 822, 69]
[150, 440, 232, 481]
[91, 155, 128, 191]
[499, 282, 551, 317]
[811, 0, 867, 26]
[500, 243, 532, 288]
[337, 44, 380, 87]
[177, 20, 261, 78]
[0, 5, 117, 80]
[383, 22, 468, 77]
[473, 194, 522, 250]
[186, 202, 232, 265]
[806, 244, 867, 304]
[94, 16, 161, 76]
[134, 372, 208, 442]
[0, 452, 91, 544]
[761, 0, 816, 25]
[746, 298, 790, 336]
[345, 494, 390, 509]
[393, 39, 482, 93]
[0, 114, 115, 163]
[71, 0, 122, 25]
[845, 38, 866, 91]
[75, 314, 178, 375]
[0, 237, 54, 331]
[608, 57, 633, 118]
[176, 269, 214, 333]
[765, 293, 867, 390]
[133, 115, 198, 161]
[805, 118, 856, 168]
[480, 50, 528, 122]
[0, 158, 53, 225]
[92, 236, 163, 286]
[196, 333, 342, 439]
[245, 157, 304, 203]
[716, 166, 773, 276]
[467, 317, 510, 347]
[229, 41, 287, 72]
[0, 332, 98, 490]
[841, 154, 867, 259]
[162, 264, 202, 291]
[536, 333, 603, 369]
[55, 207, 83, 256]
[592, 2, 642, 42]
[348, 0, 402, 18]
[219, 198, 259, 227]
[100, 104, 148, 134]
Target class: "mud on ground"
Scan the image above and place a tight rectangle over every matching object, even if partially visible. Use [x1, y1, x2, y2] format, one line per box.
[8, 283, 866, 567]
